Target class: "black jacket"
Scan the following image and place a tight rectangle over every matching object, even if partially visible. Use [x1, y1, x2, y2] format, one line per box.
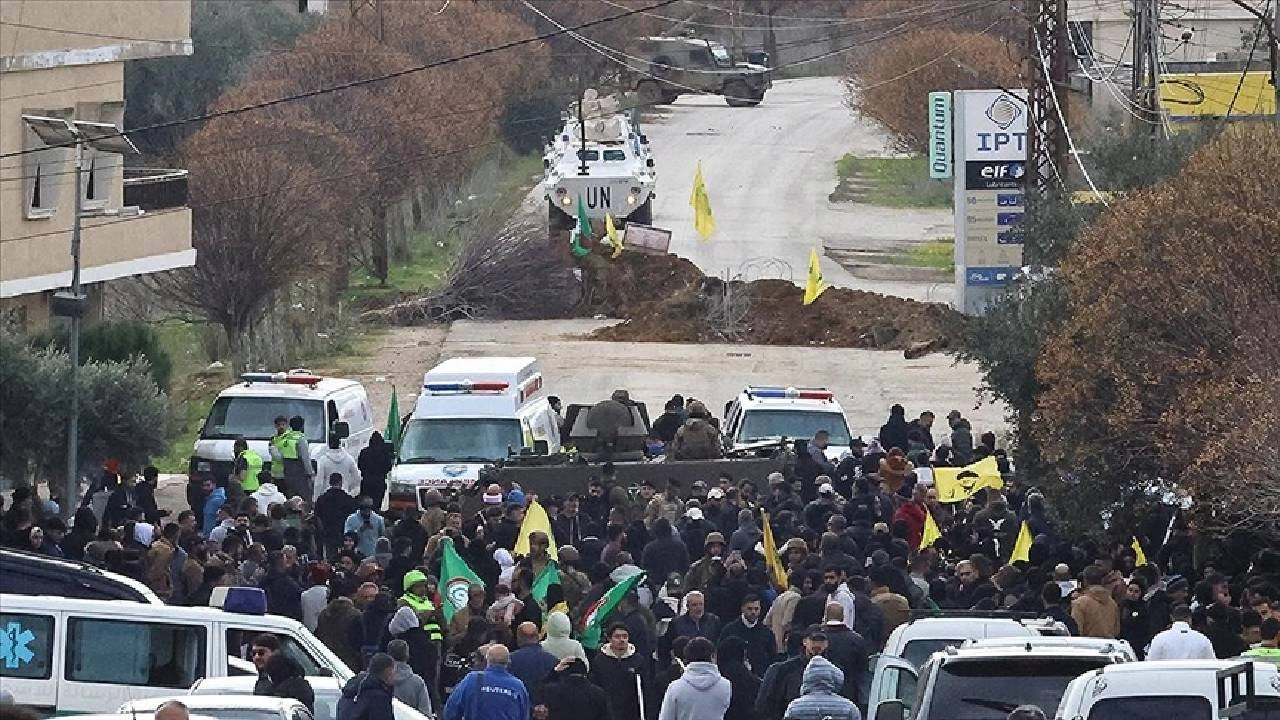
[262, 675, 316, 713]
[719, 661, 760, 720]
[315, 489, 358, 538]
[539, 673, 614, 720]
[338, 672, 395, 720]
[719, 619, 776, 675]
[260, 570, 304, 621]
[640, 535, 689, 585]
[588, 647, 650, 720]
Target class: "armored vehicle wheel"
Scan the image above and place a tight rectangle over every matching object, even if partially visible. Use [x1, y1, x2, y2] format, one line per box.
[724, 80, 752, 107]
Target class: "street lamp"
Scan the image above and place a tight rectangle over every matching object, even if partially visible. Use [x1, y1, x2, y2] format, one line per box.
[22, 115, 138, 515]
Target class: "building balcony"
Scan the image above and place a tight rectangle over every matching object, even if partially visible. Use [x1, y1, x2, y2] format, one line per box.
[123, 167, 189, 212]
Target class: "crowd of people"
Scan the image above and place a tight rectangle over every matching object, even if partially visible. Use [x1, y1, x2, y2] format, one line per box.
[3, 401, 1280, 720]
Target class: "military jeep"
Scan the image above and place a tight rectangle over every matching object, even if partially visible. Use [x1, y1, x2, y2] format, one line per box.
[629, 36, 771, 107]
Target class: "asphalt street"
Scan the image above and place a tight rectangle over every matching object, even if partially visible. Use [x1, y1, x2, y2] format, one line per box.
[644, 76, 955, 304]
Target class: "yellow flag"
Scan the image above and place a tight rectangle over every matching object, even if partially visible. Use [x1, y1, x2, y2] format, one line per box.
[513, 499, 558, 561]
[932, 456, 1005, 503]
[689, 161, 716, 240]
[605, 212, 623, 258]
[1131, 536, 1148, 566]
[803, 248, 828, 305]
[1009, 520, 1033, 563]
[919, 508, 942, 549]
[760, 510, 788, 591]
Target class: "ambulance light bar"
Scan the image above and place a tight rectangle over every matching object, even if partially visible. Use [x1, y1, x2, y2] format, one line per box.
[423, 381, 510, 393]
[746, 386, 834, 401]
[241, 372, 323, 386]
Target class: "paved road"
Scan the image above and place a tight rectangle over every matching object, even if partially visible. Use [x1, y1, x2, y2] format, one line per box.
[645, 76, 954, 304]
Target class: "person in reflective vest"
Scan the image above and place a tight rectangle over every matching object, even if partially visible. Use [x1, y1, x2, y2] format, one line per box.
[399, 570, 445, 641]
[270, 415, 313, 500]
[233, 437, 264, 494]
[395, 570, 444, 704]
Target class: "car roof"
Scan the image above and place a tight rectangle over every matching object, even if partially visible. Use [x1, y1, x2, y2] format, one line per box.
[0, 593, 309, 629]
[193, 675, 341, 692]
[887, 617, 1034, 645]
[75, 715, 220, 720]
[1059, 660, 1280, 708]
[123, 695, 305, 711]
[0, 547, 162, 604]
[217, 377, 361, 400]
[936, 645, 1127, 663]
[964, 635, 1137, 659]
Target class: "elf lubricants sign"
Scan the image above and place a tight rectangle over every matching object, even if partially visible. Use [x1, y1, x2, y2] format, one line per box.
[927, 92, 952, 179]
[951, 89, 1028, 315]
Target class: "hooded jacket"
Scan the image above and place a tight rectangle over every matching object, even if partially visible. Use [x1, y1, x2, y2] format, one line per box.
[1071, 584, 1121, 639]
[443, 664, 529, 720]
[670, 418, 723, 460]
[337, 671, 395, 720]
[658, 661, 731, 720]
[541, 611, 590, 668]
[949, 420, 974, 465]
[391, 660, 433, 715]
[315, 446, 360, 500]
[589, 642, 649, 720]
[782, 657, 861, 720]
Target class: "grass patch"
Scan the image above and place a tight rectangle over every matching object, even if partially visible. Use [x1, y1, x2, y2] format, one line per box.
[343, 152, 545, 307]
[894, 238, 955, 272]
[833, 154, 952, 208]
[152, 321, 229, 473]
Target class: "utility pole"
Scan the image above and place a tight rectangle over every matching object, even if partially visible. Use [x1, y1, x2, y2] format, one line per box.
[65, 142, 85, 516]
[1273, 0, 1279, 122]
[1027, 0, 1070, 196]
[1132, 0, 1162, 134]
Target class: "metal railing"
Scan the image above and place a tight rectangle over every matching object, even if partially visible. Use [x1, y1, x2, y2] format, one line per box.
[123, 167, 189, 211]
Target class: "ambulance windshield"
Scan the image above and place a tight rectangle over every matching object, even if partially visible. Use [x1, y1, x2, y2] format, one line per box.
[738, 410, 852, 446]
[201, 397, 325, 441]
[399, 418, 523, 463]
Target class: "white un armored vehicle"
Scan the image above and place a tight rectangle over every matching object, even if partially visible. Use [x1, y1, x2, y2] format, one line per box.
[543, 90, 656, 237]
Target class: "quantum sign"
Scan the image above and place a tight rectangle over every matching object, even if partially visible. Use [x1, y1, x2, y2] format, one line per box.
[927, 92, 952, 179]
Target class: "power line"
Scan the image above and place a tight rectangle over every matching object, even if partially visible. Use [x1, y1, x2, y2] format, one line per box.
[0, 0, 680, 161]
[1034, 27, 1110, 206]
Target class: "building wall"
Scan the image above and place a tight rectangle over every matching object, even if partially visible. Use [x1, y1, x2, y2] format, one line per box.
[0, 0, 193, 318]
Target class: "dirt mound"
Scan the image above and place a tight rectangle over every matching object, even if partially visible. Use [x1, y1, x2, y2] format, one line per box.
[586, 253, 963, 353]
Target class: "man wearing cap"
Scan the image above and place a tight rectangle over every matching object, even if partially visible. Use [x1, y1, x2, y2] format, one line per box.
[643, 518, 690, 588]
[803, 481, 841, 531]
[756, 628, 828, 720]
[686, 532, 728, 592]
[763, 473, 803, 518]
[680, 505, 713, 552]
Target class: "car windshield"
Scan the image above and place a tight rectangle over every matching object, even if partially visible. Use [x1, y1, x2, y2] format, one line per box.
[924, 658, 1112, 719]
[1087, 696, 1214, 720]
[603, 149, 627, 161]
[902, 639, 963, 668]
[577, 149, 599, 161]
[399, 418, 523, 463]
[710, 43, 733, 66]
[200, 397, 325, 441]
[738, 409, 852, 445]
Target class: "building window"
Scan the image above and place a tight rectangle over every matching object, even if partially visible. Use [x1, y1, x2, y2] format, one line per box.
[22, 123, 63, 219]
[66, 618, 206, 688]
[78, 100, 124, 210]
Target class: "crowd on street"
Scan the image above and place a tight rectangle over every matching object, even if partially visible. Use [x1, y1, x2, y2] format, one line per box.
[3, 400, 1279, 720]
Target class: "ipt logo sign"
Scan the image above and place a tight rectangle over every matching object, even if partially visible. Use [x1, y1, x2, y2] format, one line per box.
[963, 90, 1028, 162]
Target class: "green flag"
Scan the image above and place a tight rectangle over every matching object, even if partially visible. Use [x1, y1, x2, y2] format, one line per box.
[578, 570, 646, 649]
[385, 385, 401, 452]
[570, 195, 591, 258]
[437, 537, 484, 623]
[531, 560, 561, 608]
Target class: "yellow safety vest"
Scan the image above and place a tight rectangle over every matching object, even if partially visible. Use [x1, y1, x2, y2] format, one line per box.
[400, 593, 444, 641]
[238, 448, 264, 492]
[272, 430, 302, 460]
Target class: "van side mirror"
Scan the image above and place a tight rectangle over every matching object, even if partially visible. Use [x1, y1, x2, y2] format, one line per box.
[876, 699, 907, 720]
[333, 421, 350, 440]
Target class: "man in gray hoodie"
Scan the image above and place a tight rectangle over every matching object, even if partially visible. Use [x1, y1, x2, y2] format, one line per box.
[658, 637, 731, 720]
[782, 656, 860, 720]
[385, 639, 432, 716]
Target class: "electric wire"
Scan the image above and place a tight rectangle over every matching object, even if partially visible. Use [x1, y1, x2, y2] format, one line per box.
[1034, 27, 1110, 207]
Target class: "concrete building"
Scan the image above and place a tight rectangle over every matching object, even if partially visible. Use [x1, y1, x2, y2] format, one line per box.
[0, 1, 194, 330]
[1067, 0, 1268, 121]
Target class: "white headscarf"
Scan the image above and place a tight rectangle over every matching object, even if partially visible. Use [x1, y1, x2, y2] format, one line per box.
[494, 548, 515, 585]
[388, 606, 419, 636]
[133, 522, 155, 547]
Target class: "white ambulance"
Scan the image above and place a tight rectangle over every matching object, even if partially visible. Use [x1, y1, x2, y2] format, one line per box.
[722, 385, 854, 461]
[387, 357, 560, 509]
[188, 371, 374, 485]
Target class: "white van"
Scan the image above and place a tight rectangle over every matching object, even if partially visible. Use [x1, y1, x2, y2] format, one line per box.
[722, 386, 854, 460]
[0, 591, 352, 715]
[1055, 659, 1280, 720]
[188, 371, 374, 485]
[387, 357, 560, 509]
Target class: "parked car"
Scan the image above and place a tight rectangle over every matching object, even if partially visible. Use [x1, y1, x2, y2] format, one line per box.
[120, 694, 313, 720]
[1055, 659, 1280, 720]
[189, 674, 433, 720]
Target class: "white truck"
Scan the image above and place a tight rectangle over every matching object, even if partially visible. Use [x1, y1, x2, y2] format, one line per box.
[386, 357, 561, 510]
[544, 91, 656, 236]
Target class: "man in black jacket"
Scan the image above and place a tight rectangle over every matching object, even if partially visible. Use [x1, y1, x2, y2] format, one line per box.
[538, 658, 611, 720]
[755, 628, 827, 720]
[338, 653, 396, 720]
[719, 594, 776, 673]
[314, 474, 357, 560]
